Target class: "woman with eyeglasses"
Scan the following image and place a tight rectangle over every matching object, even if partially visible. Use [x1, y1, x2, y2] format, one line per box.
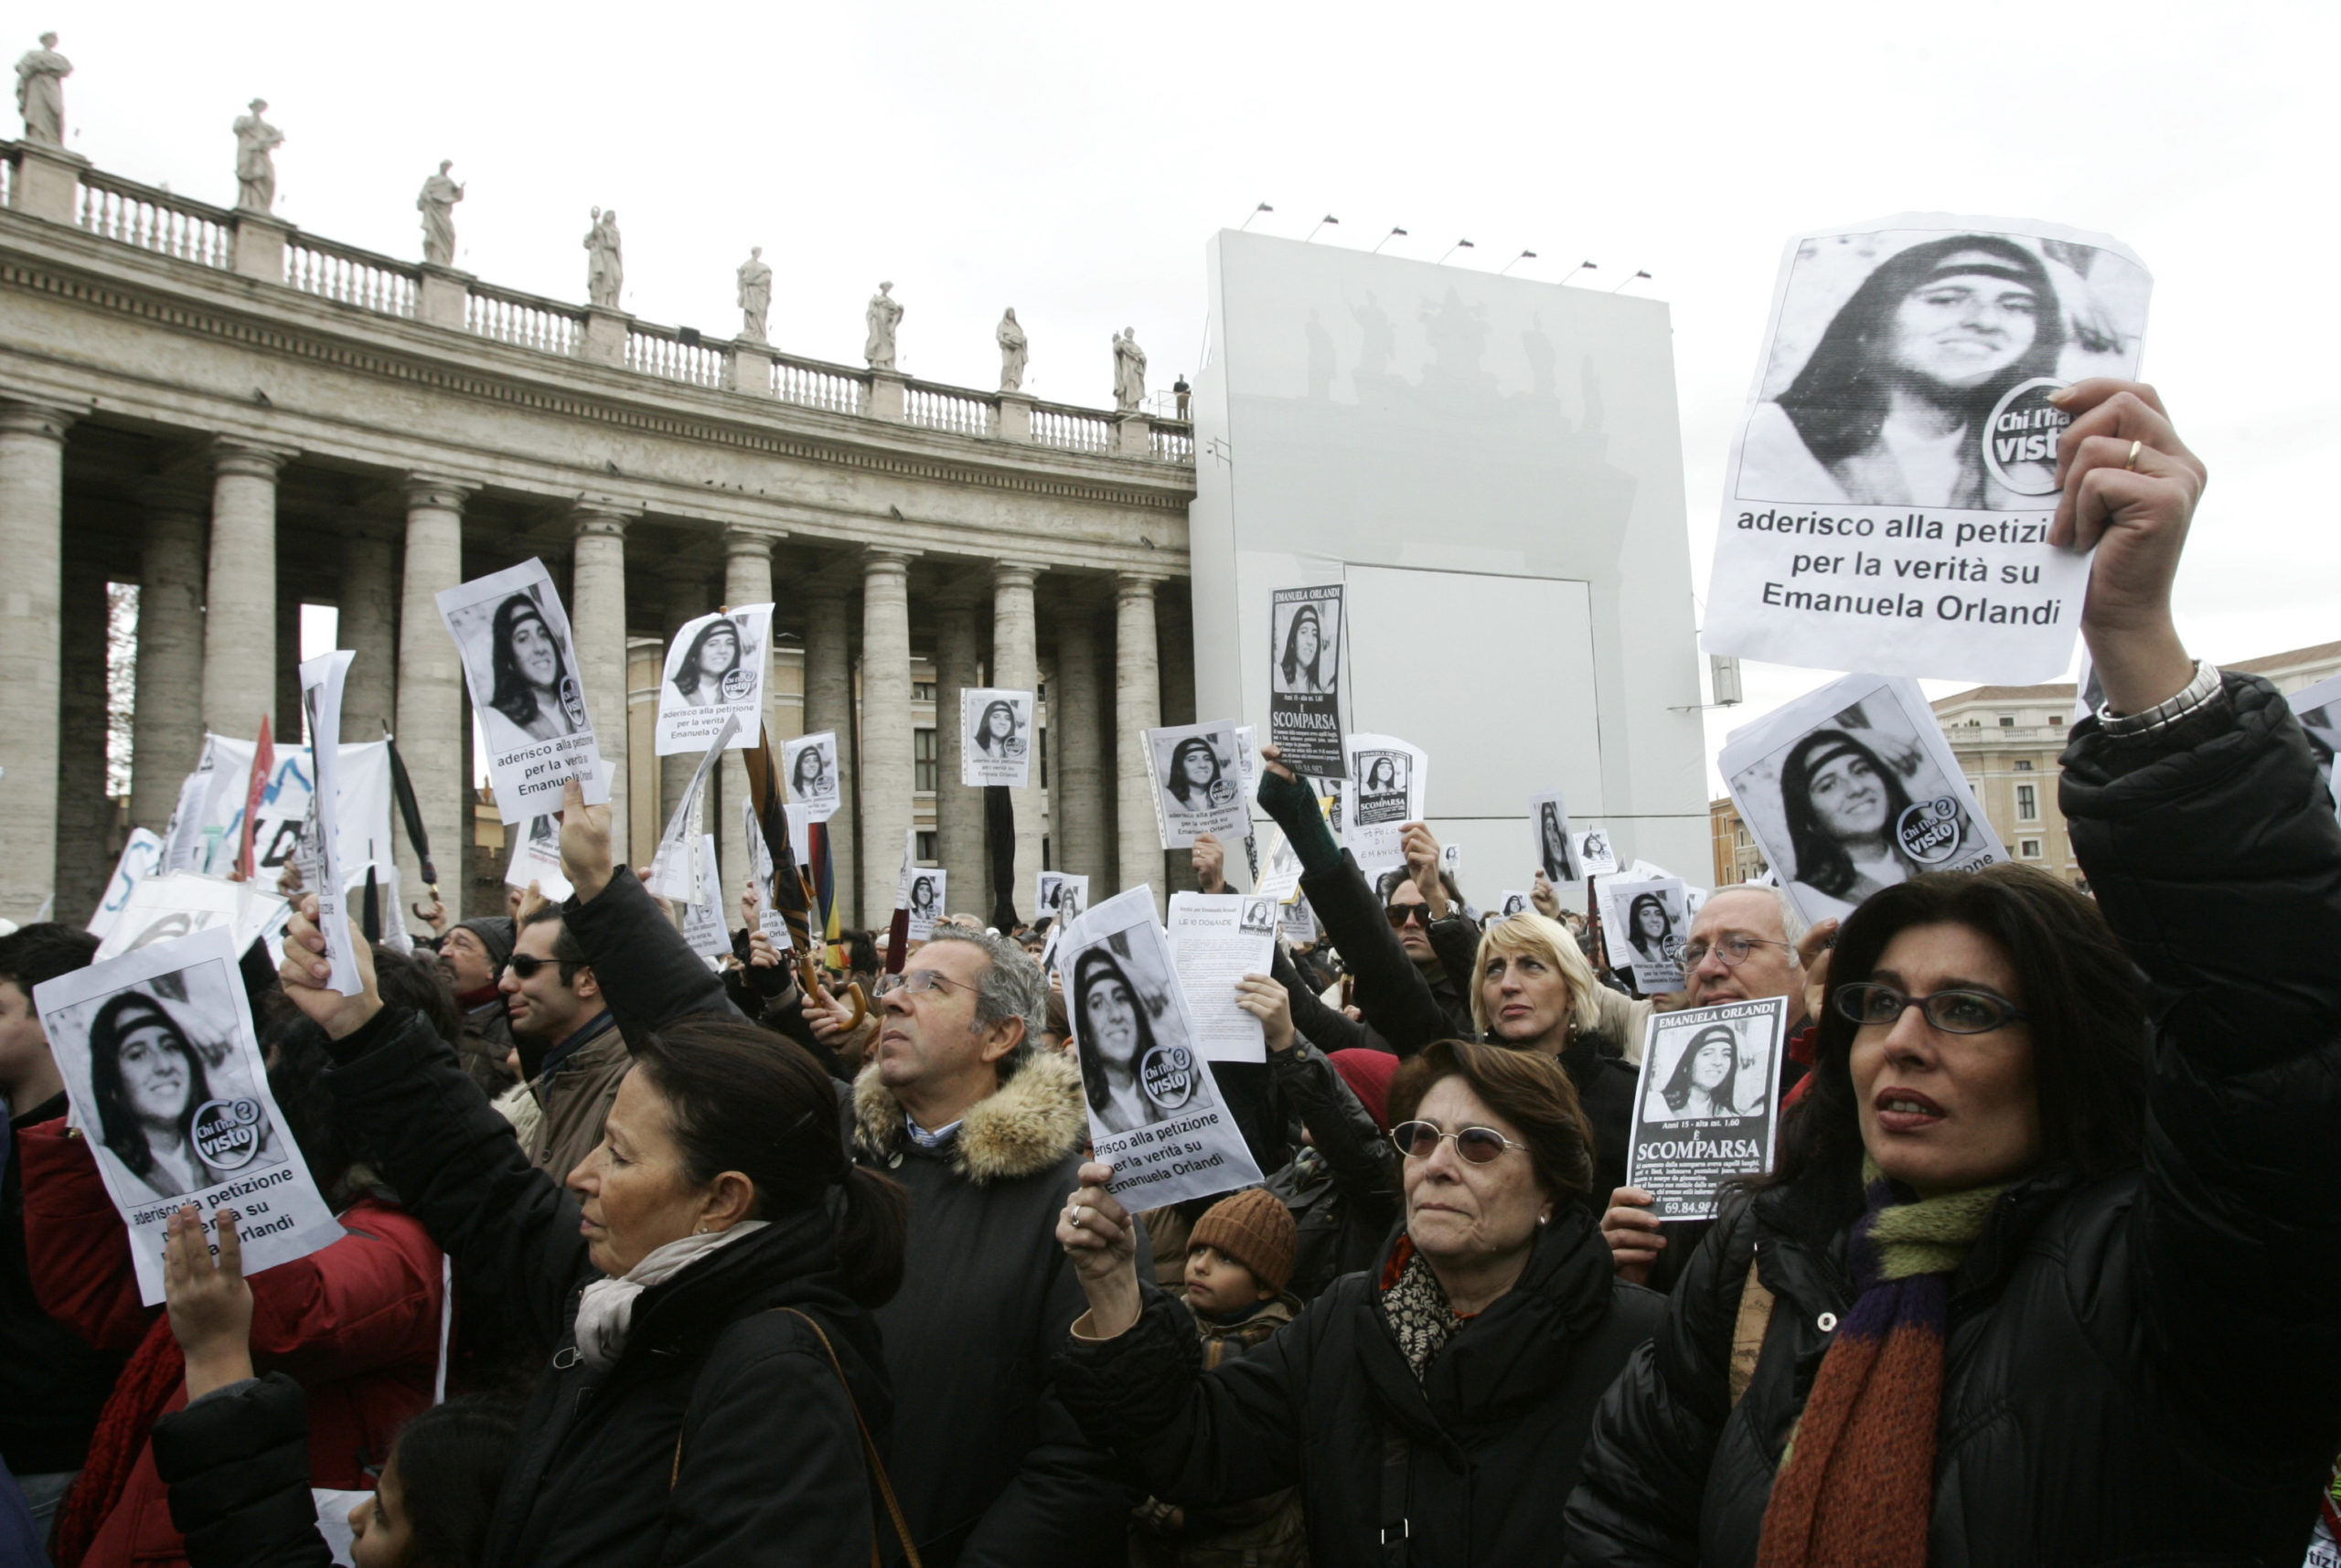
[1568, 382, 2341, 1563]
[1055, 1040, 1661, 1563]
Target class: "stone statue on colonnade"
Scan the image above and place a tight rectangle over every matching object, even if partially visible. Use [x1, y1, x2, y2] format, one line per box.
[14, 33, 69, 147]
[584, 208, 624, 309]
[1112, 327, 1147, 413]
[417, 160, 464, 266]
[736, 248, 772, 341]
[997, 308, 1028, 392]
[232, 99, 283, 212]
[865, 282, 902, 370]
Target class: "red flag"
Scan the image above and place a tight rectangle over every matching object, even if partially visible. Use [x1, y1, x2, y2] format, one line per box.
[235, 715, 273, 882]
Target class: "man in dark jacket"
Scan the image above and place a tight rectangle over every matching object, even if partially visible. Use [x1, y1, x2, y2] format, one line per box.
[436, 914, 518, 1095]
[849, 926, 1141, 1566]
[0, 923, 118, 1531]
[503, 907, 622, 1179]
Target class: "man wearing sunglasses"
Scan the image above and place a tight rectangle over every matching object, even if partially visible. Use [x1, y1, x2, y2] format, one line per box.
[499, 906, 619, 1179]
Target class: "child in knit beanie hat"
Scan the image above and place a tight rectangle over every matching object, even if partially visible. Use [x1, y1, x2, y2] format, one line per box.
[1182, 1187, 1298, 1328]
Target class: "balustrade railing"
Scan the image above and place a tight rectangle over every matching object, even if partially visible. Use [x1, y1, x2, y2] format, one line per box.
[286, 236, 417, 318]
[625, 325, 724, 388]
[772, 353, 867, 416]
[1149, 421, 1195, 462]
[905, 381, 995, 438]
[76, 170, 232, 270]
[465, 283, 583, 357]
[1030, 402, 1114, 453]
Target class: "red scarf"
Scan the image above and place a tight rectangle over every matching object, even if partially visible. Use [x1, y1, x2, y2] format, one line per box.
[49, 1314, 183, 1566]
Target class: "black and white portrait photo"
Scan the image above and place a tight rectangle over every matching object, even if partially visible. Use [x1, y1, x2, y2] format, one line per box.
[1267, 584, 1344, 777]
[34, 929, 340, 1304]
[1038, 871, 1090, 925]
[906, 870, 946, 941]
[960, 688, 1035, 787]
[1239, 897, 1276, 935]
[784, 731, 842, 822]
[1573, 827, 1619, 877]
[1720, 673, 2004, 927]
[1598, 875, 1688, 995]
[1146, 720, 1251, 847]
[655, 604, 770, 756]
[1623, 997, 1791, 1221]
[1500, 891, 1532, 917]
[1353, 751, 1411, 824]
[1072, 939, 1213, 1137]
[1736, 226, 2150, 511]
[436, 559, 606, 823]
[1530, 792, 1577, 883]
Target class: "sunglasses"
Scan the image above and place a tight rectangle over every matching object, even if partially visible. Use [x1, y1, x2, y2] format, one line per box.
[1389, 1119, 1527, 1164]
[1384, 903, 1433, 930]
[502, 953, 579, 982]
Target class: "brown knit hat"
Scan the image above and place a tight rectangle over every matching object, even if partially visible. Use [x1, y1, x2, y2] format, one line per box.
[1187, 1187, 1297, 1296]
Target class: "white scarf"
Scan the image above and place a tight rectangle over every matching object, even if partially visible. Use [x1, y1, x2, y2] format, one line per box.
[572, 1221, 769, 1371]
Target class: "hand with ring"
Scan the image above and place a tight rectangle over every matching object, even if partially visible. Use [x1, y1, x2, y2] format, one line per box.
[1054, 1160, 1142, 1339]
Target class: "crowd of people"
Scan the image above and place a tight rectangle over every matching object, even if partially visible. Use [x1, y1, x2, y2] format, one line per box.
[1, 379, 2336, 1565]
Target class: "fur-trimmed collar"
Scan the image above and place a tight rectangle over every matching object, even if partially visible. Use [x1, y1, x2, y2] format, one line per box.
[851, 1050, 1087, 1186]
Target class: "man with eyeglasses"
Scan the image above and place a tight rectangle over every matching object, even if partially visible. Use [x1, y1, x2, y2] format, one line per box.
[1601, 884, 1830, 1286]
[499, 905, 621, 1179]
[847, 929, 1145, 1566]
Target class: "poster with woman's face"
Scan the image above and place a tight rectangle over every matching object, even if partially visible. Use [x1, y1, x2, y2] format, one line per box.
[1058, 888, 1262, 1210]
[2290, 674, 2341, 831]
[961, 689, 1034, 787]
[1267, 585, 1344, 777]
[1342, 732, 1427, 874]
[1572, 827, 1619, 877]
[655, 604, 772, 758]
[1719, 672, 2004, 928]
[34, 928, 340, 1305]
[1037, 871, 1090, 924]
[1529, 791, 1578, 883]
[1597, 875, 1690, 995]
[1705, 216, 2154, 687]
[906, 869, 946, 941]
[1623, 997, 1790, 1221]
[437, 559, 608, 824]
[1146, 720, 1250, 848]
[783, 731, 842, 823]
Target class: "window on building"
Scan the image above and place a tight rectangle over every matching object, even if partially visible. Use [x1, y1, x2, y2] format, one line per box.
[1039, 725, 1049, 789]
[2015, 784, 2038, 820]
[914, 727, 936, 792]
[2048, 713, 2064, 728]
[911, 681, 935, 703]
[916, 831, 936, 861]
[2014, 759, 2034, 772]
[2019, 837, 2042, 859]
[1998, 714, 2015, 728]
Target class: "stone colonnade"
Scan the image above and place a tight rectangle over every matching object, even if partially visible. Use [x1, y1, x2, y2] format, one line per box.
[0, 394, 1187, 928]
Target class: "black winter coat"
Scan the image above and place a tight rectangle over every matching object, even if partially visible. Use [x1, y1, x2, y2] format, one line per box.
[1263, 1039, 1402, 1301]
[323, 1003, 891, 1568]
[1563, 674, 2341, 1564]
[151, 1375, 332, 1568]
[1057, 1206, 1663, 1566]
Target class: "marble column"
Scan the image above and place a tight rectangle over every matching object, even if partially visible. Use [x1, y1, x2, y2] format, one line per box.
[801, 586, 857, 922]
[857, 551, 914, 929]
[991, 562, 1045, 919]
[1113, 572, 1164, 914]
[1053, 600, 1106, 885]
[56, 547, 111, 922]
[0, 402, 72, 919]
[570, 508, 632, 867]
[721, 527, 775, 903]
[337, 522, 398, 744]
[1156, 593, 1199, 893]
[202, 441, 291, 739]
[657, 560, 710, 841]
[394, 478, 472, 910]
[129, 484, 208, 833]
[932, 606, 983, 918]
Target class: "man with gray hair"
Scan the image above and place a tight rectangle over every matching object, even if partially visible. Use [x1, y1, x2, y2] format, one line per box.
[847, 926, 1142, 1565]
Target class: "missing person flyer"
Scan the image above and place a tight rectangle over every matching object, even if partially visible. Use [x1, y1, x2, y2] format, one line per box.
[1267, 585, 1344, 777]
[1624, 997, 1790, 1221]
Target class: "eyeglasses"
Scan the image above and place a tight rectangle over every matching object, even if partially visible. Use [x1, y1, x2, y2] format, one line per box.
[1384, 903, 1433, 930]
[873, 968, 974, 999]
[1833, 982, 2027, 1035]
[503, 953, 579, 982]
[1389, 1120, 1527, 1164]
[1680, 933, 1794, 968]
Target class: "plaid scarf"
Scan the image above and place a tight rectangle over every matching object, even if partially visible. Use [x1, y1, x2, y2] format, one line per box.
[1755, 1159, 2006, 1568]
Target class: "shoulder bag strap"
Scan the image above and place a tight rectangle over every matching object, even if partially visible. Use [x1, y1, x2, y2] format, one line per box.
[666, 1308, 924, 1568]
[1728, 1250, 1775, 1409]
[1378, 1420, 1411, 1567]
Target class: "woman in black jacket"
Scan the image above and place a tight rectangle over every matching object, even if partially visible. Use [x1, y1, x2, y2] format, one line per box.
[1053, 1039, 1662, 1565]
[1564, 379, 2341, 1563]
[274, 781, 912, 1568]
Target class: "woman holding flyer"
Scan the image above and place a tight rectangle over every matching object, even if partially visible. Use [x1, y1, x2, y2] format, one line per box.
[486, 594, 580, 743]
[667, 617, 743, 709]
[1054, 1040, 1662, 1561]
[1566, 382, 2341, 1563]
[1780, 727, 1928, 920]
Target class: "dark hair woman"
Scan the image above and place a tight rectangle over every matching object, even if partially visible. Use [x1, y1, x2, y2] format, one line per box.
[87, 992, 219, 1201]
[276, 866, 914, 1566]
[486, 595, 577, 742]
[1072, 945, 1190, 1132]
[791, 742, 828, 800]
[1625, 891, 1673, 967]
[974, 699, 1021, 756]
[1565, 382, 2341, 1564]
[1163, 736, 1230, 810]
[1055, 1040, 1662, 1560]
[668, 617, 743, 709]
[1650, 1022, 1742, 1121]
[1277, 605, 1328, 694]
[1757, 234, 2068, 508]
[1539, 802, 1572, 883]
[1780, 727, 1923, 921]
[1364, 756, 1397, 793]
[910, 876, 938, 920]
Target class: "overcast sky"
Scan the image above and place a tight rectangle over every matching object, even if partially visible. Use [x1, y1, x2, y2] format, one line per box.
[51, 0, 2340, 791]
